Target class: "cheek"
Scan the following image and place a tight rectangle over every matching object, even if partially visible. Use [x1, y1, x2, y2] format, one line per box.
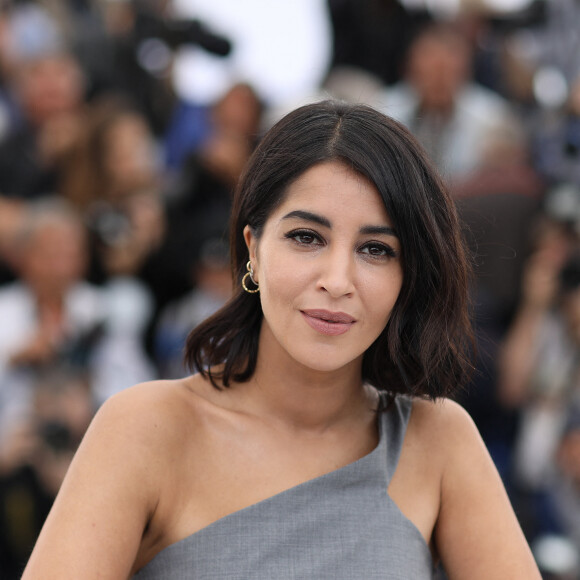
[365, 271, 403, 323]
[258, 256, 306, 310]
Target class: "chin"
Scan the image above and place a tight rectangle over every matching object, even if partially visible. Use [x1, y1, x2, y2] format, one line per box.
[289, 347, 364, 376]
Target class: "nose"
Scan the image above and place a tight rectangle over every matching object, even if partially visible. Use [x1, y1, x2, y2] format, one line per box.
[317, 246, 355, 298]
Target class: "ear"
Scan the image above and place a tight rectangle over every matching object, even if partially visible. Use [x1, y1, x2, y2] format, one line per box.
[243, 225, 259, 279]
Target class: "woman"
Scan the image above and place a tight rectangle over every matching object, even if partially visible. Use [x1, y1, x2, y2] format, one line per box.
[22, 101, 540, 578]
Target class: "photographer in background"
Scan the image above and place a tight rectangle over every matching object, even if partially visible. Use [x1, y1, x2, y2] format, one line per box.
[497, 204, 580, 547]
[533, 75, 580, 187]
[56, 93, 166, 285]
[0, 198, 156, 461]
[0, 3, 87, 201]
[0, 365, 95, 580]
[75, 0, 231, 138]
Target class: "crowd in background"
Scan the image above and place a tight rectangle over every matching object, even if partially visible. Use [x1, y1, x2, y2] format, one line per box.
[0, 0, 580, 577]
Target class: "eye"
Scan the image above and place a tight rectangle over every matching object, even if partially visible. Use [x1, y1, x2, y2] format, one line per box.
[285, 229, 324, 247]
[359, 242, 397, 259]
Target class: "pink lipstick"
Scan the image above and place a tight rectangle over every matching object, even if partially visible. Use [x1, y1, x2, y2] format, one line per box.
[301, 309, 356, 336]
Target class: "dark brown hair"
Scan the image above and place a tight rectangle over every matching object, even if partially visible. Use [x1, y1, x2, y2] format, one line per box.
[59, 93, 156, 209]
[185, 100, 473, 400]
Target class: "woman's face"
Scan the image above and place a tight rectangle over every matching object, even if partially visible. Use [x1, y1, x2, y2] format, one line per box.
[103, 114, 158, 197]
[20, 220, 87, 297]
[244, 161, 403, 375]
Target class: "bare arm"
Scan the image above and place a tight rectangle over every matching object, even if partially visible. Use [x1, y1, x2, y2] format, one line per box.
[434, 401, 541, 579]
[22, 385, 166, 579]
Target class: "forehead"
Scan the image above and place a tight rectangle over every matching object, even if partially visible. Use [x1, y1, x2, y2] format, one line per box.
[24, 219, 83, 247]
[270, 161, 391, 225]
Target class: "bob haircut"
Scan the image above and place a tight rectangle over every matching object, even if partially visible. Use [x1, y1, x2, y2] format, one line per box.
[185, 100, 473, 400]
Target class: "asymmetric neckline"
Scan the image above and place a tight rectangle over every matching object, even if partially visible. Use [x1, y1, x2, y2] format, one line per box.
[134, 396, 434, 580]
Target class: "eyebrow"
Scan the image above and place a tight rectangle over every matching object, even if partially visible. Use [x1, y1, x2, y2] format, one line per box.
[282, 210, 330, 228]
[360, 225, 398, 237]
[281, 210, 398, 237]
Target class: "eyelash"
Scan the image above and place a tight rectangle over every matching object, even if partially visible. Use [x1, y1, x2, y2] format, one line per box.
[284, 229, 397, 259]
[285, 229, 323, 246]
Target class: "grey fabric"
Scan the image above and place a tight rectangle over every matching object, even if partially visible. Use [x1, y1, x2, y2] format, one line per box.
[134, 396, 434, 579]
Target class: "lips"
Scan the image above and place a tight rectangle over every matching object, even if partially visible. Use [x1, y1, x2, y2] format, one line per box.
[300, 309, 356, 336]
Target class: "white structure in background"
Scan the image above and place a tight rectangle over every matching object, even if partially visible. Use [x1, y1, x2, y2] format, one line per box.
[400, 0, 536, 16]
[170, 0, 332, 109]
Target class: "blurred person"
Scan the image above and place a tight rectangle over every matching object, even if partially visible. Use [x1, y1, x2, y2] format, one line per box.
[193, 82, 262, 188]
[57, 91, 182, 320]
[0, 198, 99, 448]
[452, 135, 544, 474]
[0, 198, 155, 462]
[326, 0, 428, 87]
[518, 399, 580, 578]
[73, 0, 177, 136]
[0, 5, 59, 284]
[31, 365, 95, 449]
[378, 19, 523, 183]
[496, 0, 580, 174]
[548, 407, 580, 561]
[59, 93, 161, 208]
[169, 82, 262, 201]
[453, 113, 545, 318]
[321, 65, 386, 108]
[533, 75, 580, 188]
[498, 217, 579, 410]
[0, 196, 27, 284]
[0, 3, 87, 200]
[153, 235, 231, 380]
[57, 93, 166, 283]
[379, 20, 546, 470]
[164, 81, 262, 179]
[0, 6, 19, 142]
[0, 364, 96, 579]
[506, 0, 580, 94]
[148, 82, 262, 310]
[497, 221, 580, 541]
[155, 81, 260, 319]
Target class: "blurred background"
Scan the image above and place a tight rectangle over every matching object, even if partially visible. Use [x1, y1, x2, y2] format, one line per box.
[0, 0, 580, 577]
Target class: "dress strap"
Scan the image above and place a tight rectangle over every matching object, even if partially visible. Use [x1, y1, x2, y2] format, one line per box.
[380, 395, 413, 484]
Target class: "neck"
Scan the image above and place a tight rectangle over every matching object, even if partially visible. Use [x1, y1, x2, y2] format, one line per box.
[236, 328, 377, 434]
[35, 291, 64, 312]
[417, 100, 455, 121]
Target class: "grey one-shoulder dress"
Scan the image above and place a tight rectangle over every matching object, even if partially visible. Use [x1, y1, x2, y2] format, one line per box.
[134, 396, 435, 579]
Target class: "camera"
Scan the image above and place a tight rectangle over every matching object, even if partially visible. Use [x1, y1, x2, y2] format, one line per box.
[133, 6, 232, 57]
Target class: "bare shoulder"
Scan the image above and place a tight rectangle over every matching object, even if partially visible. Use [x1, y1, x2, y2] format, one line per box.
[55, 374, 222, 523]
[409, 396, 476, 430]
[405, 397, 483, 464]
[406, 397, 511, 505]
[99, 375, 204, 416]
[391, 397, 483, 516]
[405, 399, 541, 579]
[21, 375, 218, 580]
[63, 376, 213, 501]
[92, 375, 214, 451]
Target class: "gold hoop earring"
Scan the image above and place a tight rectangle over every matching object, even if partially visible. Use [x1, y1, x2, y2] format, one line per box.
[242, 260, 259, 293]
